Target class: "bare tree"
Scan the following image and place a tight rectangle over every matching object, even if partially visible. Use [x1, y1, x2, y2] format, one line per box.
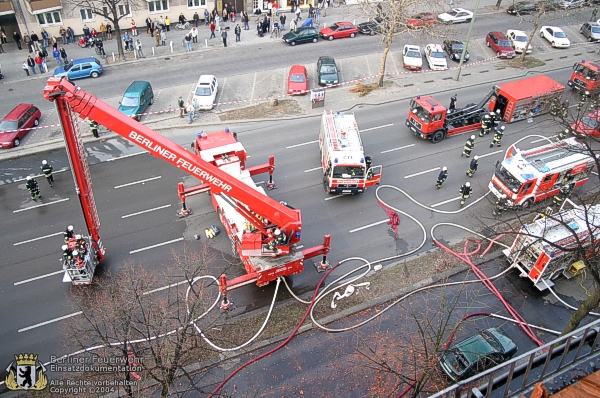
[65, 243, 220, 397]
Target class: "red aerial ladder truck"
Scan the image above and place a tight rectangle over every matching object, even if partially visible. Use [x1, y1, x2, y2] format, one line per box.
[567, 60, 600, 96]
[44, 78, 330, 301]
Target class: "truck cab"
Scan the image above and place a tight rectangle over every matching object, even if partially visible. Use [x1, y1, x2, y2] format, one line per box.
[406, 96, 446, 140]
[568, 60, 600, 95]
[571, 109, 600, 137]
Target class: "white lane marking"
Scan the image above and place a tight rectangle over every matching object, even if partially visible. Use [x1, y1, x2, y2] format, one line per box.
[296, 245, 304, 249]
[349, 219, 388, 233]
[13, 198, 70, 213]
[14, 168, 69, 182]
[144, 279, 191, 295]
[14, 270, 65, 286]
[431, 196, 462, 208]
[106, 151, 148, 161]
[287, 140, 319, 149]
[324, 195, 344, 201]
[304, 166, 322, 173]
[129, 237, 184, 254]
[361, 123, 394, 133]
[479, 150, 503, 159]
[593, 171, 598, 176]
[114, 176, 161, 189]
[531, 136, 556, 144]
[122, 204, 172, 219]
[404, 167, 440, 179]
[18, 311, 83, 332]
[381, 144, 415, 154]
[14, 231, 63, 246]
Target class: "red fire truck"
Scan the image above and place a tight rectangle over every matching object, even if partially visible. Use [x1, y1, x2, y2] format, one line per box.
[43, 78, 330, 295]
[406, 75, 565, 143]
[567, 59, 600, 96]
[503, 204, 600, 290]
[320, 110, 382, 194]
[488, 138, 596, 208]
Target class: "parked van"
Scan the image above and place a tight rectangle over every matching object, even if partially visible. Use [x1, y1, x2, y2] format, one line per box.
[118, 81, 154, 121]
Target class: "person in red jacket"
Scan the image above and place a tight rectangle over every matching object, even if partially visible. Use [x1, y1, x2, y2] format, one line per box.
[34, 54, 45, 73]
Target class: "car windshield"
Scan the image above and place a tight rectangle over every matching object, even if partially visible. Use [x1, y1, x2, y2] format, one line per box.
[0, 120, 18, 131]
[592, 27, 600, 33]
[62, 63, 74, 72]
[320, 65, 337, 74]
[553, 31, 567, 38]
[431, 51, 445, 58]
[329, 23, 340, 30]
[481, 330, 502, 352]
[446, 350, 469, 372]
[406, 51, 421, 58]
[290, 74, 306, 83]
[332, 165, 365, 178]
[451, 43, 464, 51]
[410, 100, 431, 123]
[121, 96, 140, 107]
[499, 40, 512, 47]
[446, 10, 459, 16]
[195, 87, 212, 96]
[514, 35, 527, 42]
[495, 164, 522, 192]
[581, 115, 599, 129]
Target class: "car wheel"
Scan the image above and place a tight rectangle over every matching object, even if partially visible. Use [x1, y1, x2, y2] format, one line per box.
[466, 18, 472, 23]
[350, 33, 355, 38]
[486, 40, 490, 47]
[91, 71, 99, 78]
[431, 130, 444, 143]
[291, 41, 296, 46]
[328, 36, 334, 41]
[521, 198, 534, 209]
[540, 31, 544, 38]
[312, 38, 318, 43]
[580, 27, 584, 33]
[552, 41, 556, 47]
[150, 96, 154, 105]
[33, 118, 39, 127]
[497, 51, 501, 57]
[13, 138, 20, 147]
[370, 31, 375, 36]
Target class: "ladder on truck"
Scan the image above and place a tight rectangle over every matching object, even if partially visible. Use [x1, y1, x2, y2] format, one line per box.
[324, 110, 361, 151]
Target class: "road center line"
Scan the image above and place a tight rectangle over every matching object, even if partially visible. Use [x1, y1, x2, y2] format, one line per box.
[381, 144, 415, 154]
[361, 123, 394, 133]
[349, 219, 388, 233]
[287, 140, 319, 149]
[122, 204, 172, 219]
[130, 237, 184, 254]
[304, 166, 322, 173]
[14, 231, 63, 246]
[404, 167, 440, 179]
[106, 151, 149, 161]
[13, 198, 70, 213]
[115, 176, 161, 189]
[324, 195, 344, 201]
[479, 150, 503, 159]
[18, 311, 83, 333]
[431, 196, 461, 208]
[530, 137, 555, 144]
[14, 270, 65, 286]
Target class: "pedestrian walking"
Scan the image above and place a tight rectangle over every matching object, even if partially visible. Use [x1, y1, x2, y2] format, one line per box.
[449, 94, 457, 112]
[178, 96, 185, 118]
[22, 61, 30, 76]
[204, 10, 210, 26]
[490, 126, 505, 147]
[221, 29, 227, 47]
[461, 135, 475, 157]
[88, 119, 99, 138]
[492, 194, 508, 216]
[592, 7, 598, 22]
[290, 18, 297, 31]
[13, 31, 22, 50]
[40, 160, 54, 187]
[295, 7, 301, 20]
[235, 24, 241, 42]
[459, 182, 472, 207]
[436, 166, 448, 189]
[60, 47, 68, 64]
[26, 176, 43, 201]
[466, 156, 479, 177]
[26, 55, 36, 75]
[192, 98, 200, 117]
[210, 22, 216, 39]
[135, 39, 145, 58]
[52, 47, 62, 65]
[187, 101, 194, 123]
[184, 34, 192, 51]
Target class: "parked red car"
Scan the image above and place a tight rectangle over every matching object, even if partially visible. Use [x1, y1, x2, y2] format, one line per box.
[288, 65, 309, 95]
[486, 31, 516, 58]
[0, 104, 42, 148]
[407, 12, 437, 29]
[319, 22, 358, 41]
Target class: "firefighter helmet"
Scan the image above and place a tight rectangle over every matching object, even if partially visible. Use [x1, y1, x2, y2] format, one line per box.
[465, 182, 471, 187]
[470, 135, 475, 140]
[73, 250, 79, 257]
[496, 109, 501, 114]
[442, 166, 447, 171]
[42, 160, 47, 165]
[274, 229, 281, 236]
[62, 245, 68, 250]
[68, 225, 74, 231]
[501, 194, 507, 199]
[75, 234, 81, 240]
[26, 176, 31, 180]
[500, 126, 506, 131]
[474, 156, 479, 160]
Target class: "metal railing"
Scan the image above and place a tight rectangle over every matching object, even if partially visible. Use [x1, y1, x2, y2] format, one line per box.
[431, 317, 600, 398]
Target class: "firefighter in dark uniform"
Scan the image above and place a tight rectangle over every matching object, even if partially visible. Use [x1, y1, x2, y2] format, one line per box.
[62, 244, 73, 267]
[88, 119, 99, 138]
[461, 135, 475, 157]
[480, 114, 491, 137]
[436, 166, 448, 189]
[550, 96, 561, 116]
[466, 156, 479, 177]
[449, 94, 457, 112]
[40, 159, 54, 187]
[556, 129, 569, 142]
[459, 182, 473, 206]
[553, 182, 572, 208]
[75, 234, 88, 256]
[485, 111, 496, 135]
[490, 125, 505, 147]
[560, 100, 569, 119]
[493, 194, 509, 216]
[25, 176, 42, 201]
[492, 109, 501, 131]
[64, 225, 75, 242]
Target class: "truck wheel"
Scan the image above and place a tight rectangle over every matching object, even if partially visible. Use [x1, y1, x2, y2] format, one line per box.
[521, 198, 533, 209]
[431, 130, 444, 143]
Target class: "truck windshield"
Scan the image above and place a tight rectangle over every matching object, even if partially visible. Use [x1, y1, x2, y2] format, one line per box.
[495, 164, 522, 192]
[581, 115, 599, 130]
[583, 67, 599, 81]
[410, 100, 431, 123]
[333, 165, 365, 178]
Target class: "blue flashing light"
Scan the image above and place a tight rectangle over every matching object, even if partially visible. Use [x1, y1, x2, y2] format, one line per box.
[225, 127, 230, 132]
[360, 158, 364, 163]
[337, 111, 341, 115]
[417, 95, 421, 99]
[582, 60, 586, 63]
[431, 106, 435, 111]
[295, 231, 301, 239]
[334, 158, 338, 163]
[196, 132, 202, 139]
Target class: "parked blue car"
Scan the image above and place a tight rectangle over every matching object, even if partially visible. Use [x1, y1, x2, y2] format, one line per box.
[53, 57, 103, 80]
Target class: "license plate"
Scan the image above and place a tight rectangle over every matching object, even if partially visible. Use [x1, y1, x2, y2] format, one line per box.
[342, 190, 351, 193]
[410, 127, 416, 133]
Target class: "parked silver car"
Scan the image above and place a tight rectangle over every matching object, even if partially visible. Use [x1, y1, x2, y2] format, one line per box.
[581, 22, 600, 42]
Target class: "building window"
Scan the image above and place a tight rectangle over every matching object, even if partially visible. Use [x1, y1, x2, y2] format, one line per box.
[148, 0, 169, 13]
[118, 3, 131, 17]
[37, 11, 62, 26]
[187, 0, 206, 8]
[80, 9, 94, 22]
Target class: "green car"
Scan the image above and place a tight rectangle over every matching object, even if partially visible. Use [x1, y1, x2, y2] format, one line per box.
[118, 81, 154, 122]
[317, 56, 339, 86]
[438, 327, 517, 382]
[282, 27, 319, 46]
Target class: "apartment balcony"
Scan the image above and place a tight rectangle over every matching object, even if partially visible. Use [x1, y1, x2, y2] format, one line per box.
[0, 0, 15, 16]
[24, 0, 63, 14]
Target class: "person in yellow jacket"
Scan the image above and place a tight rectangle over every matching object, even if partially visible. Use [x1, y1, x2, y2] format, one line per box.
[165, 16, 171, 31]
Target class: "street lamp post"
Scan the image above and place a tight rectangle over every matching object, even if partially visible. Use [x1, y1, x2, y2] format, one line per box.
[455, 0, 482, 81]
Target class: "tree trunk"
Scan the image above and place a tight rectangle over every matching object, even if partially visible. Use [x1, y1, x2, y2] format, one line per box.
[561, 285, 600, 336]
[114, 24, 125, 60]
[378, 40, 391, 88]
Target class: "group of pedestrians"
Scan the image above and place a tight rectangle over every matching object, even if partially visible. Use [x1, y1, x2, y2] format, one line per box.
[178, 96, 202, 123]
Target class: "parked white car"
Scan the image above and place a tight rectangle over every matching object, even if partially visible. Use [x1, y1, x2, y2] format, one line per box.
[193, 75, 219, 110]
[424, 44, 448, 70]
[437, 8, 474, 24]
[507, 29, 532, 53]
[402, 44, 422, 70]
[539, 26, 571, 48]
